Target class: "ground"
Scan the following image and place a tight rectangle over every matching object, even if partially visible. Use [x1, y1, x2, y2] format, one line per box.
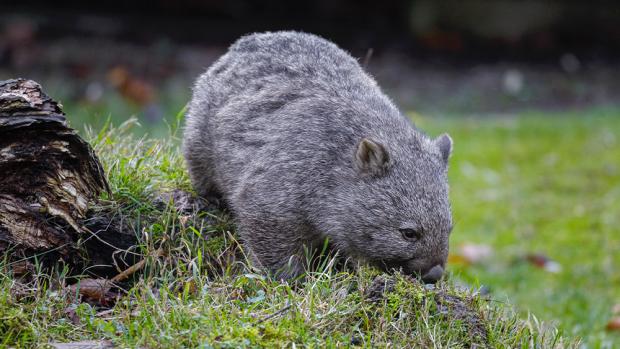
[1, 108, 619, 347]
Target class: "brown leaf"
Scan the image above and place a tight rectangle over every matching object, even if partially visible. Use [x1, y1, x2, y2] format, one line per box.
[525, 253, 562, 273]
[66, 278, 117, 306]
[606, 317, 620, 331]
[526, 253, 548, 267]
[11, 260, 35, 276]
[107, 66, 155, 106]
[64, 306, 81, 326]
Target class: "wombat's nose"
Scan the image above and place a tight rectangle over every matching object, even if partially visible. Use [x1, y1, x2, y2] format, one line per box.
[421, 265, 444, 284]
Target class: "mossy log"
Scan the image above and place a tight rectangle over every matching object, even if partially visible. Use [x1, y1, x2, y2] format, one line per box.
[0, 79, 137, 277]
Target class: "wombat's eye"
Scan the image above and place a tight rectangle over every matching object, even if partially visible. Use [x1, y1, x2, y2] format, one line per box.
[400, 228, 421, 241]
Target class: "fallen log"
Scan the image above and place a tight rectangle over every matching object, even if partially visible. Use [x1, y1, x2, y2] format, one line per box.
[0, 78, 138, 277]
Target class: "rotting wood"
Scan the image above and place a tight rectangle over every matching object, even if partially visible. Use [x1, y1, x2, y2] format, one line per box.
[0, 78, 137, 277]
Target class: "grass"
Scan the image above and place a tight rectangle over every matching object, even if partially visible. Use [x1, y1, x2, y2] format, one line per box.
[416, 108, 620, 347]
[1, 108, 619, 347]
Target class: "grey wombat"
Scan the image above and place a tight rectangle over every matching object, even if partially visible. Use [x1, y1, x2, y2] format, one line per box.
[183, 31, 453, 282]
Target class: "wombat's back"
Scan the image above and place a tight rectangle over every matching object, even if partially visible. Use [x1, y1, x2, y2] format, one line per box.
[183, 31, 410, 205]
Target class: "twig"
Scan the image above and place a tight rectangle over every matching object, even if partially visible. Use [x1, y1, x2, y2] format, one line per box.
[95, 309, 115, 317]
[111, 247, 164, 283]
[257, 304, 292, 323]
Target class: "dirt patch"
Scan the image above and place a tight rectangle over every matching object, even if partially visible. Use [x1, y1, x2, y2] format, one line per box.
[365, 274, 490, 348]
[434, 291, 489, 348]
[364, 274, 397, 302]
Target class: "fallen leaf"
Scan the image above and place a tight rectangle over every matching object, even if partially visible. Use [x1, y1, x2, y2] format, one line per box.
[525, 253, 562, 273]
[449, 243, 493, 265]
[526, 254, 548, 267]
[107, 66, 155, 106]
[66, 278, 118, 306]
[606, 317, 620, 331]
[11, 260, 35, 276]
[64, 306, 81, 326]
[70, 279, 112, 300]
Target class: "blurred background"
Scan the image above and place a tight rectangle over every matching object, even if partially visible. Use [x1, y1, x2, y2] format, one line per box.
[2, 0, 620, 134]
[2, 0, 620, 346]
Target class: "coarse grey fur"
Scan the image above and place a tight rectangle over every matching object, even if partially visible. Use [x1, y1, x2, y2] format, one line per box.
[183, 31, 453, 281]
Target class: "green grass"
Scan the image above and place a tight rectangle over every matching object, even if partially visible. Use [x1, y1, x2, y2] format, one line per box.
[2, 109, 619, 347]
[416, 108, 620, 347]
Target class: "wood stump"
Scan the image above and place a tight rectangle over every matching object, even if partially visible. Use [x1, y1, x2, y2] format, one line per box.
[0, 79, 137, 277]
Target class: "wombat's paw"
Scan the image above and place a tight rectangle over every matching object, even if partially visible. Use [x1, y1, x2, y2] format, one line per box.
[270, 255, 307, 282]
[202, 194, 229, 212]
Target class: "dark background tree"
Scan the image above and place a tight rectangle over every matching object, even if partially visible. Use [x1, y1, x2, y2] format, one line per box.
[4, 0, 620, 59]
[3, 0, 620, 124]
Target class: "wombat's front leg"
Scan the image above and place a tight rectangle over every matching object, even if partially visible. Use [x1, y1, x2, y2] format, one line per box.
[236, 217, 308, 280]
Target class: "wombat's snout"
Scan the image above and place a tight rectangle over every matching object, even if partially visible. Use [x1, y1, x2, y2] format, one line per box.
[421, 265, 444, 284]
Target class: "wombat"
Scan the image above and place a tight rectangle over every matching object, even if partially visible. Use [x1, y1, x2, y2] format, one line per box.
[183, 31, 453, 282]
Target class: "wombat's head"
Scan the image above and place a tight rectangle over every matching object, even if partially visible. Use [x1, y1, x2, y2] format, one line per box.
[331, 133, 453, 283]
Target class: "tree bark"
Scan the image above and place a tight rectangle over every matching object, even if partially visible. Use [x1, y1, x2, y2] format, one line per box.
[0, 78, 137, 277]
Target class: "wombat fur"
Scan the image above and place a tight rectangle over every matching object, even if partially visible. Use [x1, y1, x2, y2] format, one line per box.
[183, 31, 453, 281]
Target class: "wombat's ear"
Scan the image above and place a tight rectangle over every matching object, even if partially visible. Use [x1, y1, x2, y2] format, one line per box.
[355, 138, 390, 175]
[434, 133, 453, 164]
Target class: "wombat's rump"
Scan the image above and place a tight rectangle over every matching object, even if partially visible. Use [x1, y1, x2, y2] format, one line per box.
[184, 31, 453, 282]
